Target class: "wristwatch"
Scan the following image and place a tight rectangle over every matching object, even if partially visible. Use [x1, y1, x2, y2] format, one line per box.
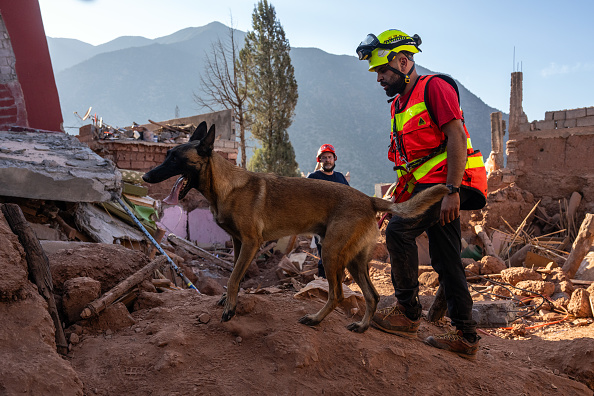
[446, 184, 460, 194]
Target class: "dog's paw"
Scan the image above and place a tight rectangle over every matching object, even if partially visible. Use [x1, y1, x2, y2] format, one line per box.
[346, 321, 369, 333]
[298, 314, 321, 327]
[221, 308, 235, 322]
[217, 293, 227, 306]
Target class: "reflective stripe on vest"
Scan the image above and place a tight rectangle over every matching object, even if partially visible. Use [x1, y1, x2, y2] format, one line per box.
[390, 74, 488, 208]
[393, 102, 427, 132]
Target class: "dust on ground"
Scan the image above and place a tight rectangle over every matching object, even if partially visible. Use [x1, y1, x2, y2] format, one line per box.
[1, 232, 593, 395]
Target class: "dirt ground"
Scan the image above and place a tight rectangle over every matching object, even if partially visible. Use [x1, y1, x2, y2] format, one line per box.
[1, 228, 593, 395]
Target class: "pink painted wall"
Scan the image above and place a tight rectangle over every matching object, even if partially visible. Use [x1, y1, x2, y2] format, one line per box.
[188, 208, 230, 246]
[157, 206, 188, 239]
[157, 206, 230, 246]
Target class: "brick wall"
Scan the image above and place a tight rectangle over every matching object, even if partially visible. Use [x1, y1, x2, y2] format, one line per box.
[0, 1, 63, 131]
[0, 13, 27, 128]
[80, 135, 239, 201]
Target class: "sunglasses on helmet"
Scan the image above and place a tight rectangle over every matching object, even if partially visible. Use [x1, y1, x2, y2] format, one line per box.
[356, 33, 421, 60]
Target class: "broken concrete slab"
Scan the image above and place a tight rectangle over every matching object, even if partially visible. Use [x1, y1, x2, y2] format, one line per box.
[0, 129, 121, 202]
[472, 300, 517, 328]
[74, 203, 144, 244]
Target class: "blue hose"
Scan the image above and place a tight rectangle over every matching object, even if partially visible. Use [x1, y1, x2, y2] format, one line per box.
[116, 197, 200, 294]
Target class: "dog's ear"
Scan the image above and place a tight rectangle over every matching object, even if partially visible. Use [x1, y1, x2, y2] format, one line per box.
[190, 121, 207, 142]
[197, 124, 215, 156]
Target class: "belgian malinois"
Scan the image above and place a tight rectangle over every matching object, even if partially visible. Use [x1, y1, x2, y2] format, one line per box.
[143, 122, 448, 333]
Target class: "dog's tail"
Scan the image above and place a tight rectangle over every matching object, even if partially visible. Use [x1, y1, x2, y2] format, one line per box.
[371, 184, 449, 218]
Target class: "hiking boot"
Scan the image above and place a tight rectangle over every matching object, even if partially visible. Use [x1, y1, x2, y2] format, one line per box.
[424, 330, 480, 359]
[371, 304, 420, 338]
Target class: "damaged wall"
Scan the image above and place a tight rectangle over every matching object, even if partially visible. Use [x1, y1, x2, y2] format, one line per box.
[0, 0, 63, 131]
[501, 72, 594, 207]
[78, 110, 238, 201]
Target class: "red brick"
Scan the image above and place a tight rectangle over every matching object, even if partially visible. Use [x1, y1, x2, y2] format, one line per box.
[130, 160, 144, 169]
[0, 97, 15, 107]
[118, 160, 131, 169]
[0, 106, 17, 117]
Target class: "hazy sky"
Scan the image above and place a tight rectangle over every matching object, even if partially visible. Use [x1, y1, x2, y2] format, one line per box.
[38, 0, 593, 121]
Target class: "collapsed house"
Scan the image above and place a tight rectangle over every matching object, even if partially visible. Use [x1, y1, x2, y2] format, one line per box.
[77, 109, 237, 247]
[0, 1, 593, 393]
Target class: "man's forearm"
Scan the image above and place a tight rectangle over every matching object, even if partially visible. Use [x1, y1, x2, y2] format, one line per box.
[442, 119, 467, 187]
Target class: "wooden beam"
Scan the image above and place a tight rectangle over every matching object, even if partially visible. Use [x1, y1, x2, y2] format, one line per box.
[562, 213, 594, 279]
[167, 234, 234, 271]
[81, 256, 167, 319]
[1, 204, 69, 354]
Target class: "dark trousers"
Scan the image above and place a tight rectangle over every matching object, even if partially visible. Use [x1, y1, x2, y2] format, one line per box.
[385, 186, 476, 334]
[315, 236, 325, 278]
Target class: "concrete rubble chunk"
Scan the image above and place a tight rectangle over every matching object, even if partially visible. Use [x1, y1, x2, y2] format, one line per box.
[472, 300, 517, 328]
[500, 267, 541, 286]
[0, 130, 121, 202]
[567, 288, 592, 318]
[513, 280, 555, 297]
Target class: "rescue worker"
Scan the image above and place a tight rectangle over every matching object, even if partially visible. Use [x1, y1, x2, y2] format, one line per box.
[307, 144, 349, 277]
[356, 29, 488, 358]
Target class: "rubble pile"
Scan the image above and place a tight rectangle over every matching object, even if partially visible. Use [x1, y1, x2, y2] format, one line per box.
[88, 118, 194, 144]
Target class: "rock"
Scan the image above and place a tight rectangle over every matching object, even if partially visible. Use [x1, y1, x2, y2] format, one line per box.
[69, 333, 80, 345]
[196, 270, 226, 296]
[62, 277, 101, 323]
[0, 283, 84, 394]
[419, 271, 439, 288]
[492, 285, 512, 298]
[544, 268, 568, 283]
[197, 312, 211, 324]
[0, 211, 28, 298]
[472, 300, 517, 327]
[513, 280, 555, 297]
[555, 280, 574, 295]
[511, 323, 526, 337]
[139, 279, 157, 293]
[480, 255, 506, 275]
[568, 289, 592, 318]
[465, 262, 480, 276]
[48, 244, 150, 294]
[550, 292, 571, 309]
[87, 302, 136, 331]
[133, 291, 166, 311]
[500, 267, 541, 286]
[575, 250, 594, 281]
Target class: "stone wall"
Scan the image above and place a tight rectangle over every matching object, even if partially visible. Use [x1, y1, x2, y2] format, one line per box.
[503, 71, 594, 209]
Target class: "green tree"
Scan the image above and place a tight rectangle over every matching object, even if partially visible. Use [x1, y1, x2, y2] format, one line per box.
[240, 0, 299, 176]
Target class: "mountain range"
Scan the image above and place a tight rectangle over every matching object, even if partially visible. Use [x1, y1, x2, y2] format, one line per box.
[47, 21, 506, 195]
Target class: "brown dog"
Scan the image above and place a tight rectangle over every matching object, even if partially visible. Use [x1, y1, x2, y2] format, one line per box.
[143, 122, 448, 333]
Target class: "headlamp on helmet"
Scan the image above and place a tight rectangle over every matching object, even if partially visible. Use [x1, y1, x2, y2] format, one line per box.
[356, 30, 422, 72]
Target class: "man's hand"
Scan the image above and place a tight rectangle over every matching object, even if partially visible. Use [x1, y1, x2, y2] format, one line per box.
[440, 192, 460, 226]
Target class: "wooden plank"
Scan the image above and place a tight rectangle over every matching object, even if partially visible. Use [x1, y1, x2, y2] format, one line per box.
[1, 204, 69, 355]
[562, 213, 594, 278]
[474, 224, 496, 257]
[81, 256, 167, 319]
[168, 234, 234, 271]
[124, 194, 156, 208]
[123, 182, 148, 197]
